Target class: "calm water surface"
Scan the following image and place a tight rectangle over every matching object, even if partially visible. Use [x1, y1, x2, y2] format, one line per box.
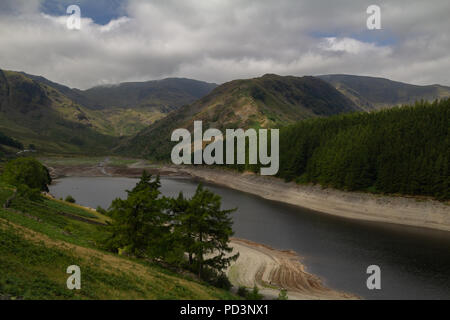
[49, 176, 450, 300]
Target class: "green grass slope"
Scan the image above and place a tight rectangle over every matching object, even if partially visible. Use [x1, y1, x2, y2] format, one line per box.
[0, 181, 236, 300]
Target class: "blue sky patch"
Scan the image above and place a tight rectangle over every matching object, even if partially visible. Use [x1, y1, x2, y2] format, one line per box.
[41, 0, 127, 25]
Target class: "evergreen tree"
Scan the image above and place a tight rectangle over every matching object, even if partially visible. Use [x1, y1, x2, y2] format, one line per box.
[105, 171, 169, 258]
[182, 184, 239, 278]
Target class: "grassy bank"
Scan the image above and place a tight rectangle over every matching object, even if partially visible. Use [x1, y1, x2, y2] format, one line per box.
[0, 181, 237, 300]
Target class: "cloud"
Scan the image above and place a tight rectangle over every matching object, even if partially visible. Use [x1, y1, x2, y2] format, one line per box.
[319, 37, 391, 55]
[0, 0, 449, 89]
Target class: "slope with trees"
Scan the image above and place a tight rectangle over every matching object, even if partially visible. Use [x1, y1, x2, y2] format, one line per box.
[241, 98, 449, 200]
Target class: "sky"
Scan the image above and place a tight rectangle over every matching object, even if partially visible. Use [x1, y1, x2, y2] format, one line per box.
[0, 0, 449, 89]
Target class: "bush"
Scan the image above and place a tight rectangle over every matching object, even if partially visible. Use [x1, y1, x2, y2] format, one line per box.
[96, 206, 108, 216]
[1, 158, 51, 191]
[277, 289, 288, 300]
[65, 195, 76, 203]
[237, 286, 249, 298]
[237, 285, 264, 300]
[246, 286, 263, 300]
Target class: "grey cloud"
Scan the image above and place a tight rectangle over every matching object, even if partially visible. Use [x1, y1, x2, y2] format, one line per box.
[0, 0, 449, 89]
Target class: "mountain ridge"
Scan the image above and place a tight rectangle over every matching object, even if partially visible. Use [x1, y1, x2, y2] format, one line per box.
[116, 74, 362, 159]
[318, 74, 450, 111]
[19, 71, 218, 112]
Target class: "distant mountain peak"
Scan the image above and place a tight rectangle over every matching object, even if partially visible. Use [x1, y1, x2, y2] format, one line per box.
[318, 74, 450, 110]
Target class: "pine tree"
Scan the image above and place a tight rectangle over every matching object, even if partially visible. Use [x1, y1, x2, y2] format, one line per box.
[104, 171, 169, 258]
[183, 184, 239, 278]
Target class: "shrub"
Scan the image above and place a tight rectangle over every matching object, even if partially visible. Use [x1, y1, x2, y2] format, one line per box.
[246, 285, 263, 300]
[65, 195, 76, 203]
[96, 206, 108, 216]
[277, 289, 288, 300]
[237, 286, 249, 298]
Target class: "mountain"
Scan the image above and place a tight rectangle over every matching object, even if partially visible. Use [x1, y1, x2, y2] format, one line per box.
[0, 69, 116, 153]
[21, 73, 217, 112]
[74, 78, 217, 111]
[117, 74, 361, 159]
[318, 74, 450, 111]
[19, 73, 218, 136]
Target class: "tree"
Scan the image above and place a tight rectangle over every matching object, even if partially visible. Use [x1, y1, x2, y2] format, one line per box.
[179, 184, 239, 278]
[104, 171, 170, 258]
[171, 192, 196, 265]
[1, 157, 51, 191]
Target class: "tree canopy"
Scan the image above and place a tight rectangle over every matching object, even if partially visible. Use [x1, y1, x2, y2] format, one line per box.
[234, 98, 450, 200]
[104, 172, 238, 281]
[1, 157, 51, 192]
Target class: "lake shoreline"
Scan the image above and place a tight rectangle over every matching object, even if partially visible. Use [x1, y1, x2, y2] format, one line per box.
[174, 166, 450, 233]
[46, 161, 450, 233]
[46, 181, 355, 300]
[226, 238, 358, 300]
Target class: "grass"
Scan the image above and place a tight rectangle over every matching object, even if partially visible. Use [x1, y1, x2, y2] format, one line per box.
[0, 181, 237, 300]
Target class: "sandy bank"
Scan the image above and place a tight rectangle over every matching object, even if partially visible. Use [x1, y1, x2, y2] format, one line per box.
[228, 238, 357, 300]
[174, 167, 450, 232]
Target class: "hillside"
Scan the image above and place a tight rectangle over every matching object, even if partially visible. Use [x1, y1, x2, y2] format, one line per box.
[0, 180, 236, 300]
[240, 98, 449, 200]
[117, 74, 361, 159]
[0, 70, 116, 154]
[319, 74, 450, 111]
[21, 73, 217, 111]
[19, 72, 218, 136]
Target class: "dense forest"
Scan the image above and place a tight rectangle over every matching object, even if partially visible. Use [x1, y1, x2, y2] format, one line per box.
[238, 99, 449, 200]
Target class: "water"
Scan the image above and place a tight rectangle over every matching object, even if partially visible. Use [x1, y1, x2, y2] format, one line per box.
[49, 176, 450, 300]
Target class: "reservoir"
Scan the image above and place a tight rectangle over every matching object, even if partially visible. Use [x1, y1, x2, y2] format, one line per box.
[49, 176, 450, 300]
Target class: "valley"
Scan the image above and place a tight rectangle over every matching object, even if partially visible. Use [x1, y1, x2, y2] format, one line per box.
[1, 69, 449, 301]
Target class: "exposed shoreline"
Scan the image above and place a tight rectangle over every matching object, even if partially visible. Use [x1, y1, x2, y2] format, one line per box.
[47, 161, 450, 232]
[174, 166, 450, 233]
[227, 238, 357, 300]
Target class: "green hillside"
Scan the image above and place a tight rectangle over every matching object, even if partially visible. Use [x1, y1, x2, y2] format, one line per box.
[19, 72, 217, 137]
[319, 74, 450, 111]
[0, 179, 236, 300]
[0, 70, 117, 154]
[242, 98, 449, 200]
[117, 74, 360, 159]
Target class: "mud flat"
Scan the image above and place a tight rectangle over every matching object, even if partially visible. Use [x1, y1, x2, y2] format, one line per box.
[228, 238, 357, 300]
[174, 167, 450, 232]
